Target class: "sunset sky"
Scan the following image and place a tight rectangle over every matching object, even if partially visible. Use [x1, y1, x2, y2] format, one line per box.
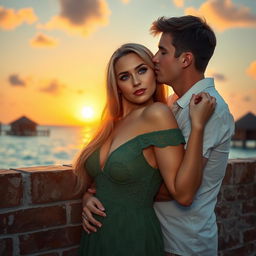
[0, 0, 256, 126]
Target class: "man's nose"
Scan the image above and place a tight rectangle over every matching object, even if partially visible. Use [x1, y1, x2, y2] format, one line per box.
[152, 52, 159, 63]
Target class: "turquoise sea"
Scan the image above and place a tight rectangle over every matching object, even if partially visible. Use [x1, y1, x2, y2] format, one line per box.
[0, 125, 255, 169]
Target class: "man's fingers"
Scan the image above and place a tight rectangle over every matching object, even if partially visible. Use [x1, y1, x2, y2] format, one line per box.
[82, 212, 98, 232]
[82, 222, 91, 234]
[83, 208, 103, 228]
[86, 197, 106, 214]
[93, 198, 105, 212]
[88, 206, 106, 217]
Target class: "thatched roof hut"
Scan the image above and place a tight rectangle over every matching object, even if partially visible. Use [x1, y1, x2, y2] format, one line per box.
[8, 116, 38, 136]
[232, 112, 256, 148]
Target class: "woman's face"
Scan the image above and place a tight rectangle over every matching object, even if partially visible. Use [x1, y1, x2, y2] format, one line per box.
[114, 53, 156, 106]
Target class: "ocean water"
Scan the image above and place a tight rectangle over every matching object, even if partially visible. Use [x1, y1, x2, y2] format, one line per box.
[0, 125, 94, 169]
[0, 125, 255, 170]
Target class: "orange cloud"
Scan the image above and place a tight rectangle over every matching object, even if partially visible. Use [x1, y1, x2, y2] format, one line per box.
[173, 0, 184, 8]
[185, 0, 256, 31]
[246, 61, 256, 80]
[39, 0, 111, 37]
[39, 80, 66, 95]
[8, 74, 26, 86]
[0, 6, 37, 30]
[30, 33, 58, 47]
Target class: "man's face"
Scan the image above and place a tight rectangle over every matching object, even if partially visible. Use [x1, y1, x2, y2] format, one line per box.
[153, 33, 182, 86]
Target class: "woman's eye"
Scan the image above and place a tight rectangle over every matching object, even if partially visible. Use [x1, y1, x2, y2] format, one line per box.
[120, 74, 129, 81]
[138, 67, 148, 74]
[161, 51, 167, 55]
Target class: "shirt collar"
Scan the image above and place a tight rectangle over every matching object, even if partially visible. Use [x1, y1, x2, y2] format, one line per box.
[176, 78, 215, 109]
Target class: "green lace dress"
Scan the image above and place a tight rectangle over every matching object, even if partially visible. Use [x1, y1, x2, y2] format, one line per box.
[79, 128, 185, 256]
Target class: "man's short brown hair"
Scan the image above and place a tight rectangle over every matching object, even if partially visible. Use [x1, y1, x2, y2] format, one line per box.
[151, 15, 216, 73]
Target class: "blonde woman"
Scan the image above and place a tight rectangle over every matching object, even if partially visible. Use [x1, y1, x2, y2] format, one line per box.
[74, 43, 215, 256]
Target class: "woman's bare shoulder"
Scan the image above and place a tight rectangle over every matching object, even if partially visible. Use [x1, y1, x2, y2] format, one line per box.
[141, 102, 178, 129]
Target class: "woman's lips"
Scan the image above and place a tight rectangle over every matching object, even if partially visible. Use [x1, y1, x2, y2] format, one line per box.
[133, 88, 146, 96]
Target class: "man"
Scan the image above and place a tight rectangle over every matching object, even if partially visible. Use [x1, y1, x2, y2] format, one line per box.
[82, 15, 234, 256]
[151, 16, 234, 256]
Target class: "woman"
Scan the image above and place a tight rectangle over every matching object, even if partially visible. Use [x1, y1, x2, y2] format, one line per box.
[73, 43, 215, 256]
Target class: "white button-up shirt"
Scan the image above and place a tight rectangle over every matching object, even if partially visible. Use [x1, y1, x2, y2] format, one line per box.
[154, 78, 235, 256]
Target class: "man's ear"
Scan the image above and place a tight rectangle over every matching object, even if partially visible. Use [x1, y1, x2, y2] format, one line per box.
[181, 52, 193, 68]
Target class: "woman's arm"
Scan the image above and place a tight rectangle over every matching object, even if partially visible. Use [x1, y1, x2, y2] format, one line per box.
[146, 93, 216, 206]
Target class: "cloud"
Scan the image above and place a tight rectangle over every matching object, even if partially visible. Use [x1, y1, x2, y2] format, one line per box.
[39, 0, 111, 37]
[30, 33, 58, 47]
[242, 95, 251, 102]
[185, 0, 256, 31]
[173, 0, 184, 8]
[0, 6, 37, 30]
[212, 72, 226, 82]
[8, 74, 26, 86]
[246, 60, 256, 80]
[39, 80, 65, 95]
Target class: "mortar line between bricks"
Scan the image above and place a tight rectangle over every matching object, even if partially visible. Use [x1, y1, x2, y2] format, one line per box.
[66, 202, 71, 224]
[58, 245, 80, 255]
[0, 199, 82, 214]
[21, 172, 31, 206]
[25, 245, 79, 256]
[13, 235, 20, 256]
[0, 223, 82, 238]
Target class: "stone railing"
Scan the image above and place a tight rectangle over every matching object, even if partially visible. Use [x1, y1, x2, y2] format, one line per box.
[0, 159, 255, 256]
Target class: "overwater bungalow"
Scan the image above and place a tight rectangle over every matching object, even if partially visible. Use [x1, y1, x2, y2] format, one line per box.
[6, 116, 50, 136]
[232, 112, 256, 148]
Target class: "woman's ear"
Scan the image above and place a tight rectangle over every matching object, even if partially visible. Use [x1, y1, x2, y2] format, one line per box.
[181, 52, 193, 68]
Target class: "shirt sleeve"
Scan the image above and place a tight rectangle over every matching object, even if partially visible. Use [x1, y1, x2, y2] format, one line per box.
[178, 107, 234, 159]
[201, 110, 234, 158]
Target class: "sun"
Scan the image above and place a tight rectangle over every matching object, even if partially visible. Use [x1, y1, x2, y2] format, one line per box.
[81, 106, 95, 120]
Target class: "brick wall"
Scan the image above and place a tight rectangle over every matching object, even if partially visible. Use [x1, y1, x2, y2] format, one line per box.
[0, 159, 255, 256]
[216, 159, 256, 256]
[0, 165, 82, 256]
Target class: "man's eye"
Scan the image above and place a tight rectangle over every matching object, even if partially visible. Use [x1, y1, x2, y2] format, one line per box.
[138, 67, 148, 74]
[120, 74, 129, 81]
[161, 51, 167, 55]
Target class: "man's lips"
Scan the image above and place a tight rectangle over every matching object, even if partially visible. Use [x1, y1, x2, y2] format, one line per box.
[133, 88, 146, 96]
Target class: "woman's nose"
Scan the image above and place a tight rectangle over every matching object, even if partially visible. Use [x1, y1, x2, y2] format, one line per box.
[132, 74, 141, 86]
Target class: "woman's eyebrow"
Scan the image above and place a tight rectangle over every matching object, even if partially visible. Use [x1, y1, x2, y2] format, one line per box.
[117, 63, 145, 76]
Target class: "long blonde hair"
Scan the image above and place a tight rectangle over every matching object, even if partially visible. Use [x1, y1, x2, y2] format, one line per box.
[73, 43, 167, 193]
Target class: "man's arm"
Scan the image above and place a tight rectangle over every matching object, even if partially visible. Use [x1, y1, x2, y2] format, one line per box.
[82, 192, 106, 233]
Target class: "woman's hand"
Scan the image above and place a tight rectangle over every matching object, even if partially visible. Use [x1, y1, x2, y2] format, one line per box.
[189, 92, 216, 130]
